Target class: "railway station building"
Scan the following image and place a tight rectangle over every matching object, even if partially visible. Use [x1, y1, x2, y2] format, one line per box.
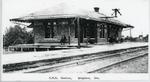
[10, 4, 133, 49]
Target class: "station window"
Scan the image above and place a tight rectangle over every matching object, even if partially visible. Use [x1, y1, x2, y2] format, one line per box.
[45, 22, 54, 38]
[83, 27, 87, 38]
[75, 26, 78, 38]
[99, 28, 105, 38]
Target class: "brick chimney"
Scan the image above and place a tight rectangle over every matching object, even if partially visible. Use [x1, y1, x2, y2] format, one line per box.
[94, 7, 99, 12]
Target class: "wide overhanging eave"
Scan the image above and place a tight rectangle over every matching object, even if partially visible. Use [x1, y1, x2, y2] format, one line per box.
[10, 15, 134, 28]
[10, 18, 31, 23]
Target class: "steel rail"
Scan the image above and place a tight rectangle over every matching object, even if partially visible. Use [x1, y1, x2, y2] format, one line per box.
[24, 47, 148, 73]
[88, 53, 148, 73]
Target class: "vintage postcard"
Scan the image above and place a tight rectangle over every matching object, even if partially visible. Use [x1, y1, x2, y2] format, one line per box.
[1, 0, 149, 81]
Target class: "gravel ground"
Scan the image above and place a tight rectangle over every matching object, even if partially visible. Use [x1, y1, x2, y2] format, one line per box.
[100, 55, 148, 73]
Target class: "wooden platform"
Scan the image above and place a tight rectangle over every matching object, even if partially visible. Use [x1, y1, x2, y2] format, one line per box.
[8, 43, 91, 52]
[3, 42, 148, 65]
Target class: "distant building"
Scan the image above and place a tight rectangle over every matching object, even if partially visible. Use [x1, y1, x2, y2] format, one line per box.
[10, 4, 133, 47]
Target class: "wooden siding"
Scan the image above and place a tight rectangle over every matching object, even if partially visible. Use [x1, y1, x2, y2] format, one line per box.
[32, 18, 123, 44]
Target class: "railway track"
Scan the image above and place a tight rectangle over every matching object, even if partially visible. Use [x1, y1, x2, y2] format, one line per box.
[88, 53, 148, 73]
[3, 46, 148, 73]
[26, 47, 148, 73]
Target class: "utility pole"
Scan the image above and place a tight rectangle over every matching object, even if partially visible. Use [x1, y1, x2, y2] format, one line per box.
[112, 8, 122, 17]
[100, 8, 122, 19]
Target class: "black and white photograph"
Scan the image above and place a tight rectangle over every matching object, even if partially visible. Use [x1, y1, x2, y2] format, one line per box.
[1, 0, 149, 81]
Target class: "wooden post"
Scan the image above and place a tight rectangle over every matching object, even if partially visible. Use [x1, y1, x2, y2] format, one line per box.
[97, 27, 99, 44]
[130, 28, 132, 38]
[21, 47, 23, 52]
[68, 25, 71, 45]
[34, 48, 36, 52]
[8, 47, 10, 52]
[104, 24, 108, 42]
[96, 23, 99, 44]
[118, 27, 122, 40]
[77, 17, 80, 48]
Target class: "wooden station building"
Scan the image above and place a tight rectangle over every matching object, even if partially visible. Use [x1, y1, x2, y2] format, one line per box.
[10, 5, 133, 50]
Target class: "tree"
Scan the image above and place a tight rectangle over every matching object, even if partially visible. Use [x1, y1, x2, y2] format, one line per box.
[3, 25, 34, 48]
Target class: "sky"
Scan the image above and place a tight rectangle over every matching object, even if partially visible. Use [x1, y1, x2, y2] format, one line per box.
[2, 0, 150, 37]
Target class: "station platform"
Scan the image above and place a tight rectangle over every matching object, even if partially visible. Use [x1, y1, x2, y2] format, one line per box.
[2, 42, 148, 65]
